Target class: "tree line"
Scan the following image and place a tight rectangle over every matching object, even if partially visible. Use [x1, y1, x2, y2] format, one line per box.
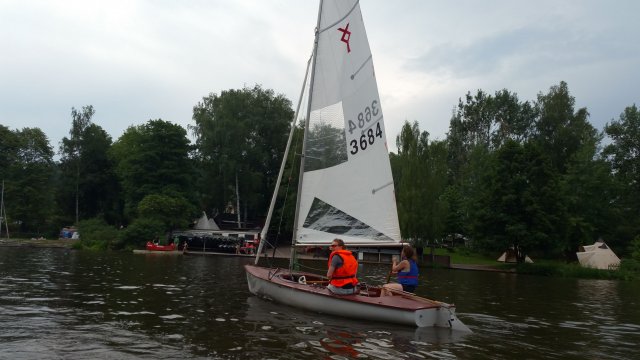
[392, 81, 639, 261]
[0, 85, 293, 249]
[0, 82, 638, 260]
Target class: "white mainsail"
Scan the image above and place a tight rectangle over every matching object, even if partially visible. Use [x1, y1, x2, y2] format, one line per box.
[295, 0, 401, 246]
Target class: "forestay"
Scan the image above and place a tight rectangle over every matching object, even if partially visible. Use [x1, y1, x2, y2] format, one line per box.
[296, 0, 400, 246]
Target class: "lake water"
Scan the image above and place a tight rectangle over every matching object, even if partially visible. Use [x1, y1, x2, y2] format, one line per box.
[1, 247, 639, 359]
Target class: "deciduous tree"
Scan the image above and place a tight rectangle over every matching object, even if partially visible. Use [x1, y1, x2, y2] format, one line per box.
[190, 85, 293, 224]
[60, 105, 95, 224]
[110, 119, 194, 220]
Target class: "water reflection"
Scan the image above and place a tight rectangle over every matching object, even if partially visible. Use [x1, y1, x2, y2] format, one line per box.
[244, 295, 472, 358]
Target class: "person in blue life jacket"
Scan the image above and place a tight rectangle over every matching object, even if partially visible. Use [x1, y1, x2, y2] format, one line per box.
[326, 238, 359, 295]
[382, 245, 419, 296]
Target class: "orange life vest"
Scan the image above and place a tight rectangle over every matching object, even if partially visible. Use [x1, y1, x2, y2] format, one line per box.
[328, 250, 358, 288]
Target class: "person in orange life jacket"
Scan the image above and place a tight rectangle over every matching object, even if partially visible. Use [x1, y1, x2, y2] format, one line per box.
[382, 245, 419, 296]
[326, 238, 359, 295]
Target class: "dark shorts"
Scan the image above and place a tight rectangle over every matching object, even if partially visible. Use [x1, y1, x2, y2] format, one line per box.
[401, 284, 416, 293]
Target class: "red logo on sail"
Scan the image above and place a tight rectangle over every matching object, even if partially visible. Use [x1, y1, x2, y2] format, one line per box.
[338, 23, 351, 53]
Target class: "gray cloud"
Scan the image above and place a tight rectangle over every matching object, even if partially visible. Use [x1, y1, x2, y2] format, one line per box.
[1, 0, 638, 155]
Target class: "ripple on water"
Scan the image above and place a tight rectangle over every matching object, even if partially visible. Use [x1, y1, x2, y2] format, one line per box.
[159, 314, 183, 320]
[114, 286, 141, 290]
[26, 297, 61, 302]
[4, 305, 57, 315]
[558, 320, 594, 330]
[113, 311, 155, 316]
[164, 334, 184, 341]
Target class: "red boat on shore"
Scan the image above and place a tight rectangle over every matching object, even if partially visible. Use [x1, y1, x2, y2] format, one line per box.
[146, 241, 176, 251]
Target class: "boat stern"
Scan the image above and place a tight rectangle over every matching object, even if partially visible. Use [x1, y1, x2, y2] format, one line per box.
[431, 305, 472, 332]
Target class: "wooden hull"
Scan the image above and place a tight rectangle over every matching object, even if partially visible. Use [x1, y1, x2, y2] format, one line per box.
[245, 265, 470, 331]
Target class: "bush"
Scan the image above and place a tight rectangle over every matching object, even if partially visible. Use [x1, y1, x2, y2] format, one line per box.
[77, 218, 119, 250]
[618, 259, 640, 280]
[630, 235, 640, 261]
[515, 262, 558, 276]
[116, 218, 165, 250]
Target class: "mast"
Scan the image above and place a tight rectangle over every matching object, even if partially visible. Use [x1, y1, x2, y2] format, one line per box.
[254, 55, 313, 265]
[235, 172, 241, 228]
[289, 0, 324, 270]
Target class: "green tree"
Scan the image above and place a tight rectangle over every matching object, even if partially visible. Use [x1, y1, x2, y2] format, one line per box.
[137, 194, 195, 232]
[603, 104, 640, 248]
[472, 140, 563, 262]
[58, 122, 118, 225]
[533, 81, 595, 173]
[78, 124, 119, 222]
[394, 122, 425, 243]
[456, 144, 494, 244]
[60, 105, 95, 224]
[421, 139, 449, 244]
[561, 138, 617, 257]
[7, 128, 56, 235]
[533, 82, 614, 257]
[449, 89, 536, 159]
[393, 121, 450, 246]
[110, 119, 194, 220]
[191, 85, 293, 224]
[447, 89, 536, 229]
[0, 125, 20, 180]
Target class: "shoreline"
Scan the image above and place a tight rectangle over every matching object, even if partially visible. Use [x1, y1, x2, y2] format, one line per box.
[0, 239, 509, 273]
[0, 238, 78, 249]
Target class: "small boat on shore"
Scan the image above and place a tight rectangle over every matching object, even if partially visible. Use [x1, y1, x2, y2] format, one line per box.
[133, 242, 182, 255]
[146, 241, 176, 251]
[133, 249, 183, 255]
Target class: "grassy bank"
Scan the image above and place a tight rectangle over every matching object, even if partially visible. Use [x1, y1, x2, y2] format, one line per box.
[513, 259, 639, 280]
[425, 246, 639, 280]
[426, 247, 499, 265]
[0, 238, 78, 248]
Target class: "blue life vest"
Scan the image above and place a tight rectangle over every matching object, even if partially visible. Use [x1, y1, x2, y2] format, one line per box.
[397, 259, 419, 286]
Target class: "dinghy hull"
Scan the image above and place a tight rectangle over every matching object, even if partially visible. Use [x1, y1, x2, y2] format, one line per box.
[245, 265, 470, 331]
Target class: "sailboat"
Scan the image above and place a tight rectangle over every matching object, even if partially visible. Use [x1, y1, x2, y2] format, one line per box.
[245, 0, 470, 331]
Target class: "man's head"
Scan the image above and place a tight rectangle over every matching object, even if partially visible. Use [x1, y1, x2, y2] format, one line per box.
[329, 238, 345, 251]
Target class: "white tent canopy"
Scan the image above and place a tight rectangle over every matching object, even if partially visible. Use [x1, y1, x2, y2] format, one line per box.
[497, 248, 533, 263]
[194, 212, 220, 231]
[577, 241, 620, 270]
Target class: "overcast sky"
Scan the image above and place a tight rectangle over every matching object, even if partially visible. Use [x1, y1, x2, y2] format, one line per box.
[1, 0, 638, 154]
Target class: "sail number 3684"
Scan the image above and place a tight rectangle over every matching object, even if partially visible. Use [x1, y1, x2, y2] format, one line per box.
[348, 100, 383, 155]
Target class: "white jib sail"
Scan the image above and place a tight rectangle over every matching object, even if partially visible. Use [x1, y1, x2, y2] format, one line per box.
[296, 0, 401, 246]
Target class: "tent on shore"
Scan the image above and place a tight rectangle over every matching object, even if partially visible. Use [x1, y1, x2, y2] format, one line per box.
[497, 248, 533, 263]
[576, 241, 620, 270]
[194, 212, 220, 231]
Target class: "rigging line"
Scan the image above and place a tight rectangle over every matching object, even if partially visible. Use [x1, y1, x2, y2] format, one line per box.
[372, 181, 393, 194]
[298, 262, 326, 273]
[271, 117, 304, 262]
[292, 0, 323, 270]
[257, 52, 312, 264]
[319, 0, 360, 34]
[350, 54, 372, 80]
